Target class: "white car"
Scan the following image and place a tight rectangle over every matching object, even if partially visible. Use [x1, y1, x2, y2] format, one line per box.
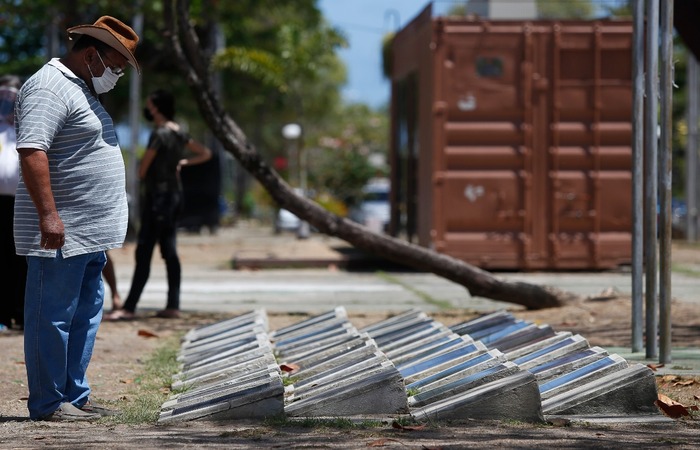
[351, 178, 390, 233]
[275, 208, 301, 233]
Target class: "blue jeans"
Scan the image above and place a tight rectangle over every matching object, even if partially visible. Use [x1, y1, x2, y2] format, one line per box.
[24, 250, 106, 419]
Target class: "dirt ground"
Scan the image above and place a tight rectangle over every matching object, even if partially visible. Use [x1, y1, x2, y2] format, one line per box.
[1, 239, 699, 449]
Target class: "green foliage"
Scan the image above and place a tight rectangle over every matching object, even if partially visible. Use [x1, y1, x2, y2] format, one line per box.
[537, 0, 594, 19]
[105, 337, 181, 425]
[0, 0, 389, 216]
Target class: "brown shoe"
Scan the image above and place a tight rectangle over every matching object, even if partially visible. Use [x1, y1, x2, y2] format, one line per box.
[80, 400, 120, 417]
[40, 402, 100, 422]
[155, 309, 180, 319]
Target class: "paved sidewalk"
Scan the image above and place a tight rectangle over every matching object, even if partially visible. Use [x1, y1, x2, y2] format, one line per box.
[106, 222, 700, 374]
[108, 222, 700, 314]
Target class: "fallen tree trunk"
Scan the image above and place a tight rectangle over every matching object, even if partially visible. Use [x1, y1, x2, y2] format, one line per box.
[164, 0, 580, 309]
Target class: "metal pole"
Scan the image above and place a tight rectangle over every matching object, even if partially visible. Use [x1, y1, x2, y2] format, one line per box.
[658, 0, 674, 364]
[644, 0, 659, 359]
[688, 54, 699, 242]
[631, 0, 645, 353]
[128, 10, 144, 235]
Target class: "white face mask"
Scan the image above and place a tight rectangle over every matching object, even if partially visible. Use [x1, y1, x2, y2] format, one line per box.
[87, 52, 123, 95]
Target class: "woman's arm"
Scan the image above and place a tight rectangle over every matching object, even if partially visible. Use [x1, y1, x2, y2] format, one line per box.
[179, 138, 212, 168]
[138, 148, 157, 179]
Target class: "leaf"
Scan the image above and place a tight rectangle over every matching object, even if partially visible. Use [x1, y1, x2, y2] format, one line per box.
[673, 379, 696, 387]
[137, 329, 159, 338]
[656, 394, 691, 418]
[695, 395, 700, 401]
[367, 438, 403, 447]
[661, 375, 679, 383]
[120, 378, 134, 384]
[279, 363, 300, 373]
[391, 421, 426, 431]
[647, 363, 665, 371]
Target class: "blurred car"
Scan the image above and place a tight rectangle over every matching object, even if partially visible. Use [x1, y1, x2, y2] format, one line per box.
[672, 198, 687, 239]
[275, 208, 301, 233]
[350, 178, 390, 233]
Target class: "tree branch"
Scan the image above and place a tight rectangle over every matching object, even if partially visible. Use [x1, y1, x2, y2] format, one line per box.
[163, 0, 580, 309]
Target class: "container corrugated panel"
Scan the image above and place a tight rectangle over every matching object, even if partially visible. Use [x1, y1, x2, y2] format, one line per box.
[390, 11, 633, 270]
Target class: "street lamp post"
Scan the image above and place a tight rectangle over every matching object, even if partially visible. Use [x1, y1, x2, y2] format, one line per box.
[282, 123, 309, 239]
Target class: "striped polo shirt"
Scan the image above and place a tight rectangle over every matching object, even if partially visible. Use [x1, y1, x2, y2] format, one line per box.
[14, 58, 128, 258]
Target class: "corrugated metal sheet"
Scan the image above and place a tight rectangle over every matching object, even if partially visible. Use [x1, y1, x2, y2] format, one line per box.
[390, 6, 633, 270]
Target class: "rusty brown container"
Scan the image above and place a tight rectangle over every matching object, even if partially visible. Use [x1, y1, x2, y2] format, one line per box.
[389, 5, 633, 270]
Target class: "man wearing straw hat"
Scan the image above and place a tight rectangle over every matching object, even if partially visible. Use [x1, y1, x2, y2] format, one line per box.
[14, 16, 139, 421]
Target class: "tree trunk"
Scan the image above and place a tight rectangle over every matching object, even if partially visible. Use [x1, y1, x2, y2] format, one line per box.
[164, 0, 580, 309]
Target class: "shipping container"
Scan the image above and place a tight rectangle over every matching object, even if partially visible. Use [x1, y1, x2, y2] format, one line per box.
[389, 5, 633, 270]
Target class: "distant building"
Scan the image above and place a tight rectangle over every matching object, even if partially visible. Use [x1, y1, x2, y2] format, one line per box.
[465, 0, 537, 19]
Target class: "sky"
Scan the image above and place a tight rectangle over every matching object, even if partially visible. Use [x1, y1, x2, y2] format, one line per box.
[317, 0, 624, 109]
[318, 0, 430, 109]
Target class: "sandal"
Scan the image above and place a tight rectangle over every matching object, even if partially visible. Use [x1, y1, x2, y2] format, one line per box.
[103, 309, 136, 321]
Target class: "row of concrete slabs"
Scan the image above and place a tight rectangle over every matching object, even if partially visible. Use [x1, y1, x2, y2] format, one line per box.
[158, 307, 661, 424]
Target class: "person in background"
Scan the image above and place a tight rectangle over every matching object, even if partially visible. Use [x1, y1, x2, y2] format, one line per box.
[14, 16, 139, 421]
[103, 252, 122, 311]
[105, 89, 211, 321]
[0, 74, 27, 332]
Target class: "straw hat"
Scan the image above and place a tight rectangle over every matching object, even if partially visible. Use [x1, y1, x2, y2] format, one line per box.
[67, 16, 140, 73]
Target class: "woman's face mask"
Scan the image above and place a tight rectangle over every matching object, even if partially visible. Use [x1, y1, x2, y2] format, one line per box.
[87, 52, 123, 95]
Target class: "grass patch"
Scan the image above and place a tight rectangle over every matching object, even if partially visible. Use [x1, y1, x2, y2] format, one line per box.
[104, 336, 182, 425]
[264, 415, 385, 429]
[376, 272, 454, 310]
[671, 264, 700, 277]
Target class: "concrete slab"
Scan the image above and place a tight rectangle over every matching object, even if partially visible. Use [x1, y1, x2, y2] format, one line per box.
[387, 334, 460, 365]
[539, 354, 629, 400]
[514, 335, 591, 371]
[179, 326, 267, 357]
[360, 309, 427, 334]
[405, 350, 507, 392]
[181, 322, 267, 351]
[164, 366, 278, 410]
[408, 362, 522, 408]
[180, 337, 271, 371]
[274, 324, 357, 357]
[284, 365, 408, 417]
[182, 309, 267, 342]
[291, 344, 382, 380]
[394, 336, 475, 370]
[449, 310, 515, 337]
[273, 319, 355, 349]
[400, 342, 488, 385]
[542, 364, 659, 416]
[159, 372, 284, 423]
[504, 332, 573, 361]
[396, 336, 481, 368]
[177, 335, 264, 366]
[269, 307, 347, 340]
[411, 370, 544, 423]
[529, 347, 610, 383]
[467, 318, 524, 342]
[487, 324, 556, 352]
[281, 333, 373, 368]
[289, 358, 396, 400]
[378, 323, 451, 353]
[172, 353, 278, 391]
[363, 317, 437, 346]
